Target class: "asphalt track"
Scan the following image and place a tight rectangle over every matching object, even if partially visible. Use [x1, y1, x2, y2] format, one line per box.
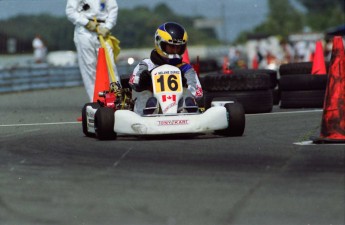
[0, 86, 344, 225]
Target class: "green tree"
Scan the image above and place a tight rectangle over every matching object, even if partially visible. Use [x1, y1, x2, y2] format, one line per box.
[0, 3, 220, 53]
[298, 0, 344, 13]
[253, 0, 304, 38]
[235, 0, 344, 43]
[298, 0, 345, 30]
[114, 4, 219, 48]
[0, 14, 75, 53]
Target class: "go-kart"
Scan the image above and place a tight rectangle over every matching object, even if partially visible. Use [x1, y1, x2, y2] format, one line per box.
[82, 64, 245, 140]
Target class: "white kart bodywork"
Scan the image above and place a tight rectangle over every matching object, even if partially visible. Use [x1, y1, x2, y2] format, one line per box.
[114, 107, 228, 135]
[113, 64, 229, 135]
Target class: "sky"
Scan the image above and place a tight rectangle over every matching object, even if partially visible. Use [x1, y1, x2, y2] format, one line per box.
[0, 0, 269, 42]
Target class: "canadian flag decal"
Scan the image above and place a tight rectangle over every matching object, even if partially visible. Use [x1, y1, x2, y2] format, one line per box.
[162, 94, 176, 102]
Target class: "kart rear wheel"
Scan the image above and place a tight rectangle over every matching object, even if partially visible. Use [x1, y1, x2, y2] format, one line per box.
[82, 102, 100, 137]
[215, 102, 245, 136]
[94, 107, 117, 140]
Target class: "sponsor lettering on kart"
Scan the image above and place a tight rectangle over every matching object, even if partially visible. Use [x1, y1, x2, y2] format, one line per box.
[157, 119, 189, 126]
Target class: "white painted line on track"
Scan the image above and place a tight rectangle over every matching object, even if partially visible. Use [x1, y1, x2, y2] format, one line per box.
[246, 109, 323, 117]
[294, 140, 345, 146]
[113, 147, 133, 167]
[0, 121, 80, 128]
[294, 141, 316, 145]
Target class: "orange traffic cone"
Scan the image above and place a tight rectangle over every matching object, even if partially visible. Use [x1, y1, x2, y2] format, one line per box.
[93, 48, 110, 102]
[182, 47, 190, 64]
[313, 36, 345, 143]
[311, 40, 327, 75]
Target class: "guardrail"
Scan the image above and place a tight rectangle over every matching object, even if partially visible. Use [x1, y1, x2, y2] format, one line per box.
[0, 65, 83, 93]
[0, 64, 135, 94]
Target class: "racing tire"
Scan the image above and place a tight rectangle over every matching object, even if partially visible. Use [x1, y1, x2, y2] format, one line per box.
[204, 90, 273, 114]
[231, 68, 278, 89]
[279, 62, 313, 75]
[279, 62, 330, 76]
[279, 74, 328, 91]
[280, 90, 325, 108]
[201, 72, 272, 92]
[94, 107, 117, 140]
[82, 102, 100, 137]
[215, 102, 245, 137]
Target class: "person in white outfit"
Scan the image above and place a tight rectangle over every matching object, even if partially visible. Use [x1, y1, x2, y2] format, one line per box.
[66, 0, 121, 102]
[32, 34, 47, 63]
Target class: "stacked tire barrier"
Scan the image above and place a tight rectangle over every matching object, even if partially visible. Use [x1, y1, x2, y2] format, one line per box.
[200, 69, 278, 114]
[279, 62, 329, 108]
[0, 65, 83, 93]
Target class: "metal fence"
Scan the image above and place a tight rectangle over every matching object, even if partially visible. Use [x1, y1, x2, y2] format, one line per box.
[0, 65, 83, 93]
[0, 64, 136, 94]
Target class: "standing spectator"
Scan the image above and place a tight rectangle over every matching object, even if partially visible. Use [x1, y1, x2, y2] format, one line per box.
[228, 46, 237, 66]
[66, 0, 121, 102]
[324, 38, 333, 61]
[294, 40, 307, 62]
[32, 34, 47, 63]
[280, 39, 295, 64]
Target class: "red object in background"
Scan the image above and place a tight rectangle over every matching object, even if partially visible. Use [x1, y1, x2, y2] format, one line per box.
[182, 47, 190, 64]
[311, 40, 327, 75]
[222, 56, 232, 74]
[252, 55, 259, 69]
[93, 48, 110, 103]
[192, 56, 200, 77]
[314, 36, 345, 143]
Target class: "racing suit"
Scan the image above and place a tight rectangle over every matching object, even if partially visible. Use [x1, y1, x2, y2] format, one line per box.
[129, 50, 203, 115]
[66, 0, 121, 102]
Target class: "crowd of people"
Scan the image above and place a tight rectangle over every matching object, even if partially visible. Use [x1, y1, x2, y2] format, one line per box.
[227, 36, 334, 70]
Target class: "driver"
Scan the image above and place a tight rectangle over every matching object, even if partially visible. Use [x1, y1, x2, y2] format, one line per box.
[129, 22, 203, 115]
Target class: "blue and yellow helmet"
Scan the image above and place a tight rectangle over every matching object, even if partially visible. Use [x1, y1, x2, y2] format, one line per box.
[154, 22, 188, 61]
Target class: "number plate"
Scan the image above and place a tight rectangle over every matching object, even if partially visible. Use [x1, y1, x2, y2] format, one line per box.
[153, 71, 182, 93]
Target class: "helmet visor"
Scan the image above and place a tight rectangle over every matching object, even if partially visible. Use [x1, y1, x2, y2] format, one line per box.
[161, 42, 186, 55]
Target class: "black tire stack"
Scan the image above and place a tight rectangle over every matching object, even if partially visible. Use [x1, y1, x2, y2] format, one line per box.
[200, 69, 278, 114]
[279, 62, 329, 108]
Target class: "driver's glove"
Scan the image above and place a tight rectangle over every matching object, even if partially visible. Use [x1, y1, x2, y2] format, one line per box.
[139, 70, 152, 90]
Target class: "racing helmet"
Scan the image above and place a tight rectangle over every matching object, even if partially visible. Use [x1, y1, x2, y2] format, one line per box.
[154, 22, 188, 62]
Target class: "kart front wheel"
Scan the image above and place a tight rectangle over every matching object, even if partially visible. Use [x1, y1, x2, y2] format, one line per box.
[82, 102, 100, 137]
[216, 102, 245, 136]
[94, 107, 117, 140]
